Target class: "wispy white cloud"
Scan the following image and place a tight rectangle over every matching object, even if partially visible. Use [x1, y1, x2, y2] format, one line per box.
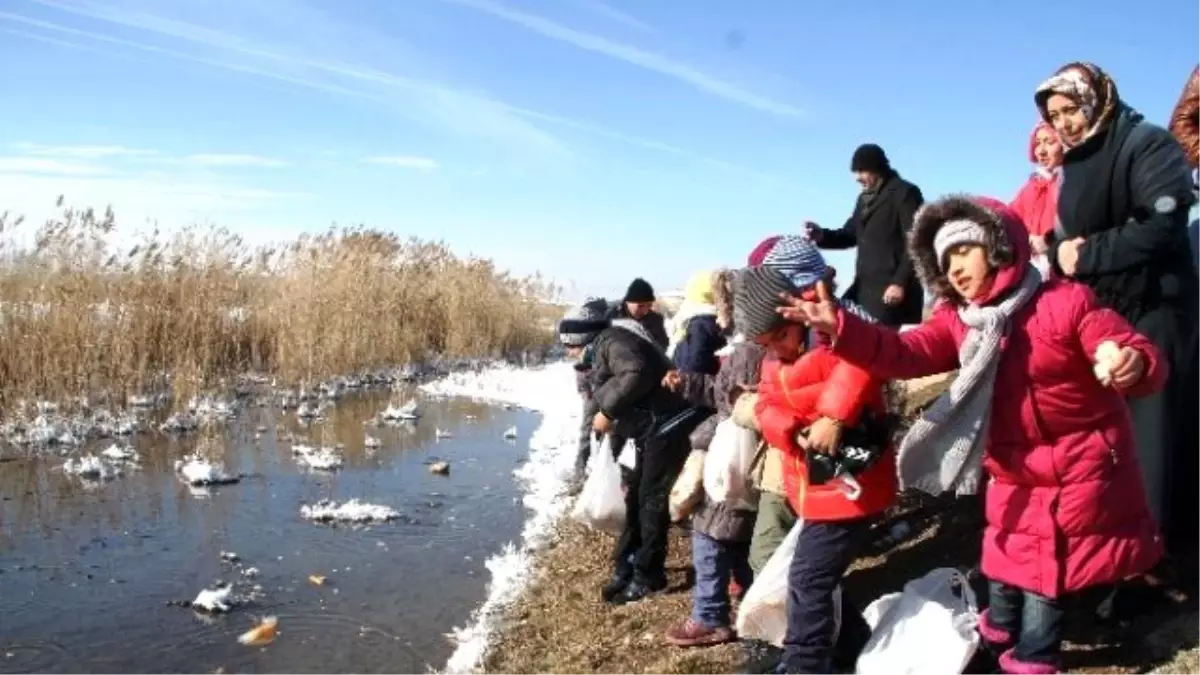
[183, 153, 289, 168]
[15, 142, 158, 159]
[0, 156, 112, 176]
[0, 143, 306, 239]
[10, 0, 574, 158]
[441, 0, 804, 117]
[562, 0, 656, 35]
[4, 0, 793, 187]
[363, 156, 440, 170]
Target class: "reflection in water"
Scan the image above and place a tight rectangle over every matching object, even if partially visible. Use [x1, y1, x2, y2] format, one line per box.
[0, 387, 534, 673]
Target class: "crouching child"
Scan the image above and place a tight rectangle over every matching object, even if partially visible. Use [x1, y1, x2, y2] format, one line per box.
[738, 263, 899, 674]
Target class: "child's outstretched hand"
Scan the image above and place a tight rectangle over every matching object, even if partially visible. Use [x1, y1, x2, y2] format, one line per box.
[778, 280, 839, 335]
[1093, 340, 1145, 389]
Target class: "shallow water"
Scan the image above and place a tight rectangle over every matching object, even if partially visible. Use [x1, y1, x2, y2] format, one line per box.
[0, 388, 535, 673]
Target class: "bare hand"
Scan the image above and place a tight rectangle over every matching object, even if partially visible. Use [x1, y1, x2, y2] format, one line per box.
[1058, 237, 1085, 276]
[592, 411, 612, 434]
[882, 284, 905, 306]
[802, 416, 843, 455]
[777, 280, 839, 335]
[661, 370, 682, 392]
[804, 221, 823, 243]
[1108, 347, 1147, 390]
[1030, 235, 1049, 255]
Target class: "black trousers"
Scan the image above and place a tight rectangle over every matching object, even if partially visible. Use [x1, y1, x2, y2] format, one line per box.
[1127, 304, 1199, 554]
[783, 520, 873, 674]
[612, 429, 690, 584]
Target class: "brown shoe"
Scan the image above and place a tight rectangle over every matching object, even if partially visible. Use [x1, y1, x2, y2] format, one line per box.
[665, 619, 735, 648]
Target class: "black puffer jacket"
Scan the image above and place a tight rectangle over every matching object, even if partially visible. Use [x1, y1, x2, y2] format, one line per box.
[590, 318, 687, 440]
[607, 300, 670, 350]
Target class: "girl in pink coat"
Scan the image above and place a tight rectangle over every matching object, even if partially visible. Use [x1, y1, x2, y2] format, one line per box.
[1010, 122, 1063, 272]
[778, 195, 1165, 674]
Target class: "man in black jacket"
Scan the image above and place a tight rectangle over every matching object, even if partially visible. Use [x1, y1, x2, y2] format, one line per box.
[559, 304, 695, 605]
[611, 277, 670, 349]
[806, 144, 925, 327]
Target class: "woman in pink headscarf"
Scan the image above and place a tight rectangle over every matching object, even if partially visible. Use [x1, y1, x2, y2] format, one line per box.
[1010, 122, 1063, 271]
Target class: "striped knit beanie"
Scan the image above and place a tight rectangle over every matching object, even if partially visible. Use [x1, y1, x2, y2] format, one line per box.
[732, 266, 796, 340]
[557, 298, 611, 347]
[746, 234, 828, 290]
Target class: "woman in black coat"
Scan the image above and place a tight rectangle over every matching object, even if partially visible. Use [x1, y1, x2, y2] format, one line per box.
[807, 144, 925, 327]
[1037, 61, 1199, 560]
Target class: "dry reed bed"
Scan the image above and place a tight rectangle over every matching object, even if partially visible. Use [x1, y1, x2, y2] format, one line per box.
[0, 201, 559, 419]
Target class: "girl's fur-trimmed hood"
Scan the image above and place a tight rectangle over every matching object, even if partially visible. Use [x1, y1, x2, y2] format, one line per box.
[908, 195, 1024, 301]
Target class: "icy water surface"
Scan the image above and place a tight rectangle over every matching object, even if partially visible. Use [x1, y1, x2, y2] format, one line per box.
[0, 388, 536, 673]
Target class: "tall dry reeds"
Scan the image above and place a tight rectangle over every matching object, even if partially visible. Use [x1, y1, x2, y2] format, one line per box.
[0, 200, 560, 415]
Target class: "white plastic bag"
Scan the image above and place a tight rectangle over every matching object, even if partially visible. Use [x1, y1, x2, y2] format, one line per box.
[571, 436, 626, 535]
[669, 450, 706, 522]
[617, 438, 637, 470]
[735, 520, 842, 647]
[856, 567, 979, 675]
[702, 418, 758, 506]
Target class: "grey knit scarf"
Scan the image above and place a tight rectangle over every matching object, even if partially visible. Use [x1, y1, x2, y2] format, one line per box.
[897, 265, 1043, 496]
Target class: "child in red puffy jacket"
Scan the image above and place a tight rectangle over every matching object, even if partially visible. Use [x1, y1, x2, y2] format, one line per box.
[735, 235, 898, 674]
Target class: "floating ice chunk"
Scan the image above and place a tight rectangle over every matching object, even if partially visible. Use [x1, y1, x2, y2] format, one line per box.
[175, 455, 238, 486]
[63, 455, 123, 480]
[192, 584, 237, 613]
[300, 499, 401, 523]
[297, 447, 343, 471]
[381, 400, 420, 421]
[364, 435, 382, 449]
[100, 443, 137, 462]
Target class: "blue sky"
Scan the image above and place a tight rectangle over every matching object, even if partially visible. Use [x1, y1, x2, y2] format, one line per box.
[0, 0, 1196, 300]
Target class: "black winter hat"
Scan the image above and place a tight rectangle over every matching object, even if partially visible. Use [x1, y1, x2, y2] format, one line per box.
[850, 143, 891, 174]
[623, 277, 656, 303]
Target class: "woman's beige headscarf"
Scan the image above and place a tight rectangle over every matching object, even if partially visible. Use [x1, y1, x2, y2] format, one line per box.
[1035, 61, 1120, 148]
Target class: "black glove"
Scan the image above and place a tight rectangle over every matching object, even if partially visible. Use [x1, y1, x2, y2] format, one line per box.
[803, 411, 898, 486]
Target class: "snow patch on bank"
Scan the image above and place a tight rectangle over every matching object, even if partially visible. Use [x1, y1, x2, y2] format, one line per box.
[422, 362, 580, 674]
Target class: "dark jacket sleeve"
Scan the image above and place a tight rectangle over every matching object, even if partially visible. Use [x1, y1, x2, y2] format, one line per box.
[818, 201, 861, 250]
[889, 184, 924, 286]
[592, 336, 658, 420]
[1077, 124, 1197, 275]
[676, 371, 718, 410]
[643, 312, 670, 350]
[574, 365, 592, 396]
[673, 317, 725, 374]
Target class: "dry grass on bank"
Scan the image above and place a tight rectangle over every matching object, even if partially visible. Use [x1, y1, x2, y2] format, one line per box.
[0, 202, 559, 415]
[485, 507, 1198, 675]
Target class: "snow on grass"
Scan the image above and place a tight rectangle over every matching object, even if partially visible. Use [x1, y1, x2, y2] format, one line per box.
[421, 361, 580, 674]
